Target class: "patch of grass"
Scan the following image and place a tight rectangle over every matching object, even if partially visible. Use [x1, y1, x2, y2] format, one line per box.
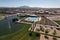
[28, 31, 40, 40]
[19, 16, 25, 19]
[54, 21, 60, 25]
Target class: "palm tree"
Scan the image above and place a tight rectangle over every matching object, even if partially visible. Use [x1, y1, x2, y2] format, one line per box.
[40, 26, 44, 32]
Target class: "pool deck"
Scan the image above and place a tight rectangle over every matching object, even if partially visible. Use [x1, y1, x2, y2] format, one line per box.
[24, 17, 41, 22]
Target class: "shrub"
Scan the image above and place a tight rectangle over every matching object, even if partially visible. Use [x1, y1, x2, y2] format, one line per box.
[36, 29, 40, 31]
[44, 35, 49, 39]
[40, 26, 44, 32]
[53, 37, 57, 40]
[12, 18, 18, 22]
[45, 29, 49, 34]
[35, 33, 40, 37]
[53, 30, 56, 35]
[29, 32, 32, 36]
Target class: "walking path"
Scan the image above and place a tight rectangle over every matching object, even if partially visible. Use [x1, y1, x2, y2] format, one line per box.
[40, 34, 45, 40]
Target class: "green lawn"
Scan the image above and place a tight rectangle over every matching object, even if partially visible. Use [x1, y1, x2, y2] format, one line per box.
[54, 21, 60, 25]
[19, 16, 25, 19]
[0, 23, 40, 40]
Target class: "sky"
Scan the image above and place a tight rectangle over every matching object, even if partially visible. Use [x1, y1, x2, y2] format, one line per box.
[0, 0, 60, 8]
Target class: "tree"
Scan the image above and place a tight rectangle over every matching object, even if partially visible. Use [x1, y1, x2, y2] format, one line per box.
[36, 28, 40, 31]
[44, 29, 49, 39]
[12, 18, 18, 22]
[29, 32, 32, 36]
[44, 35, 49, 39]
[35, 33, 40, 37]
[45, 29, 49, 34]
[40, 26, 44, 32]
[54, 11, 57, 14]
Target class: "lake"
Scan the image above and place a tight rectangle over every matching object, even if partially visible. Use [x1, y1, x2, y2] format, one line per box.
[0, 16, 25, 36]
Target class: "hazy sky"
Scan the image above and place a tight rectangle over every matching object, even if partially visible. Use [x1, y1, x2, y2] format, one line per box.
[0, 0, 60, 8]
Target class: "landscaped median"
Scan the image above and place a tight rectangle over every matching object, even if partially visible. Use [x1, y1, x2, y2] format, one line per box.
[54, 21, 60, 25]
[39, 32, 60, 38]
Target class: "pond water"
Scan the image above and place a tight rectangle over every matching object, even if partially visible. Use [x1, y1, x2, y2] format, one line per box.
[0, 16, 25, 36]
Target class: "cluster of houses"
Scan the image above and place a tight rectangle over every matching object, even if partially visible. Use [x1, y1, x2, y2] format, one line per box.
[0, 8, 58, 14]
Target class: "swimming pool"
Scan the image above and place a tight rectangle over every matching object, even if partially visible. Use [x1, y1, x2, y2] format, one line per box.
[25, 17, 41, 22]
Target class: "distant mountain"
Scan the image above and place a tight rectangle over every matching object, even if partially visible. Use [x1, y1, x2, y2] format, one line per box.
[19, 6, 30, 9]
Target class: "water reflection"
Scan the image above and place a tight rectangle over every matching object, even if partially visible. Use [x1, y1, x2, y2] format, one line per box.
[0, 16, 24, 36]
